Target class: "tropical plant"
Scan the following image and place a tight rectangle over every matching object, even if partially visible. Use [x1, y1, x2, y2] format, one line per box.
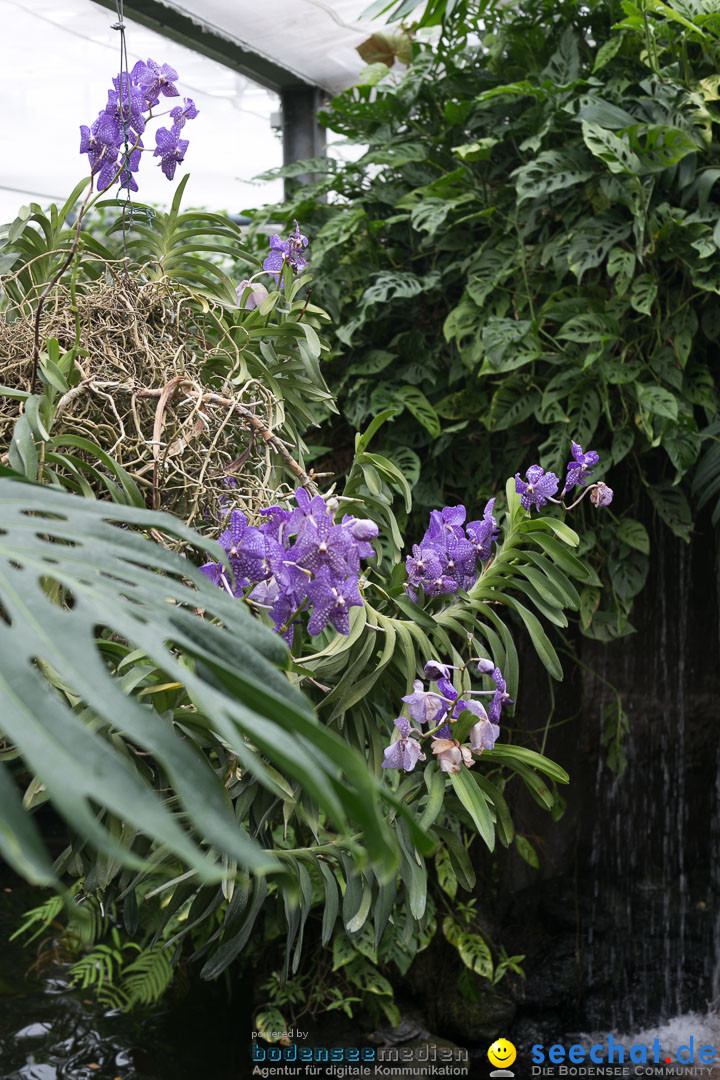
[256, 0, 720, 644]
[0, 176, 335, 523]
[0, 21, 618, 1023]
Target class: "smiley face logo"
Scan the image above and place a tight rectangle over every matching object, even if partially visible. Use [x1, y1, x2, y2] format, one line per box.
[488, 1038, 517, 1071]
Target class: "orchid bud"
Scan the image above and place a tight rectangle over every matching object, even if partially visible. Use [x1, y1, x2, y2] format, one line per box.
[236, 280, 269, 310]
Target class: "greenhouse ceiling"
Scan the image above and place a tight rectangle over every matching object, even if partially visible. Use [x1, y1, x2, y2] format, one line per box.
[91, 0, 388, 93]
[0, 0, 383, 221]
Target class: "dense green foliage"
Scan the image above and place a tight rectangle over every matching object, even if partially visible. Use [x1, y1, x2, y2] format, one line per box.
[0, 175, 591, 1026]
[264, 0, 720, 642]
[0, 7, 651, 1030]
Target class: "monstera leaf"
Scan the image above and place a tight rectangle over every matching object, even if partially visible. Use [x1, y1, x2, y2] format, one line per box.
[0, 477, 398, 885]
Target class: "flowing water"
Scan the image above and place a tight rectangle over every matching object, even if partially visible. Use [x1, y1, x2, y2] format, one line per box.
[578, 530, 720, 1070]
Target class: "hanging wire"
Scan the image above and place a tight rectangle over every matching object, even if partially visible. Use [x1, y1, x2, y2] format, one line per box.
[111, 0, 133, 259]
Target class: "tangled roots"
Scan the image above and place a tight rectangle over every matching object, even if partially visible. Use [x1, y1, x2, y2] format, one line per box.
[0, 276, 310, 525]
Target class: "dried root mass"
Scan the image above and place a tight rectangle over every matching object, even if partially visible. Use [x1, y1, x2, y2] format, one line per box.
[0, 275, 290, 525]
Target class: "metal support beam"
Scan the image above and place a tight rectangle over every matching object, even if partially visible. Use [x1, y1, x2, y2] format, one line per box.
[280, 86, 327, 198]
[90, 0, 312, 93]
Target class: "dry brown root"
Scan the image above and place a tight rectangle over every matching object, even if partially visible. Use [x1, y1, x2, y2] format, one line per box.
[0, 274, 314, 527]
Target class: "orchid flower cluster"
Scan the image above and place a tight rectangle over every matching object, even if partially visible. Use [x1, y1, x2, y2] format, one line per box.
[382, 659, 513, 775]
[79, 59, 198, 192]
[405, 499, 498, 601]
[200, 489, 378, 644]
[515, 441, 613, 512]
[237, 222, 310, 310]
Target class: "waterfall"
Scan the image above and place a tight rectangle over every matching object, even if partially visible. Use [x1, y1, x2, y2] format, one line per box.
[581, 533, 696, 1028]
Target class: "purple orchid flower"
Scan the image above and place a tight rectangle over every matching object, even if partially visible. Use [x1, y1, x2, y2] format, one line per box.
[306, 568, 363, 636]
[136, 59, 180, 106]
[170, 98, 199, 129]
[515, 465, 560, 511]
[154, 126, 189, 180]
[466, 498, 498, 562]
[564, 441, 600, 494]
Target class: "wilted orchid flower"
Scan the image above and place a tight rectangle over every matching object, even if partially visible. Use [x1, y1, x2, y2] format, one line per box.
[432, 739, 474, 773]
[591, 482, 614, 507]
[382, 717, 426, 772]
[402, 680, 447, 726]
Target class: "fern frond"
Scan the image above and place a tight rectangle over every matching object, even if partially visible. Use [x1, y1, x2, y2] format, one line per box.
[121, 945, 174, 1006]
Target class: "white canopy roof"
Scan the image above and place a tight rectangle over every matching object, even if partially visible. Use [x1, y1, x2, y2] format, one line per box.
[129, 0, 392, 94]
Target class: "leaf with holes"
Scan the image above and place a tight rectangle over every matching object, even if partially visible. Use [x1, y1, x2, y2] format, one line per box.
[396, 386, 441, 438]
[0, 480, 398, 884]
[636, 384, 679, 421]
[582, 122, 641, 174]
[616, 519, 650, 554]
[630, 274, 658, 315]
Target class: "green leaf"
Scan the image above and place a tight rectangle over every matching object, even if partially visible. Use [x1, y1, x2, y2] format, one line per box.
[201, 878, 267, 979]
[647, 486, 690, 544]
[434, 826, 475, 891]
[608, 549, 649, 600]
[636, 383, 678, 420]
[346, 956, 394, 996]
[0, 481, 398, 884]
[627, 125, 699, 173]
[0, 762, 57, 884]
[396, 386, 441, 438]
[568, 215, 632, 281]
[254, 1009, 287, 1043]
[558, 313, 616, 344]
[355, 410, 398, 453]
[630, 274, 658, 315]
[484, 745, 569, 785]
[607, 248, 636, 294]
[449, 769, 495, 851]
[514, 151, 593, 203]
[616, 519, 650, 554]
[593, 35, 624, 72]
[457, 932, 494, 979]
[506, 597, 563, 680]
[333, 934, 357, 972]
[582, 122, 641, 175]
[435, 844, 458, 899]
[515, 834, 540, 869]
[453, 138, 498, 162]
[319, 860, 340, 947]
[541, 26, 580, 86]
